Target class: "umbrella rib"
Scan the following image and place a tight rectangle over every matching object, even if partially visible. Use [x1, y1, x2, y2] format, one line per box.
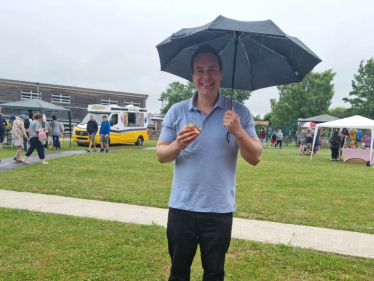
[161, 32, 231, 71]
[244, 37, 302, 81]
[239, 42, 253, 90]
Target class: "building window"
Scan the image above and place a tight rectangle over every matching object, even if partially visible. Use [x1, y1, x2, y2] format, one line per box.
[101, 98, 118, 105]
[124, 100, 140, 107]
[21, 90, 41, 100]
[51, 93, 71, 104]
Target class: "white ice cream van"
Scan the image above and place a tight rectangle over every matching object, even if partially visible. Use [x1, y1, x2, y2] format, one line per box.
[72, 104, 149, 145]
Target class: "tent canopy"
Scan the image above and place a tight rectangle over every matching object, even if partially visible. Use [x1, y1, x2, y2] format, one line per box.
[298, 114, 339, 123]
[0, 99, 71, 112]
[1, 99, 72, 147]
[311, 115, 374, 163]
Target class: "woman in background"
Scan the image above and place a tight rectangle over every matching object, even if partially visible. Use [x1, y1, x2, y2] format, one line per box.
[363, 129, 372, 148]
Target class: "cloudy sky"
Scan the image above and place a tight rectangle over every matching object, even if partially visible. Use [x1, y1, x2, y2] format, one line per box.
[0, 0, 373, 116]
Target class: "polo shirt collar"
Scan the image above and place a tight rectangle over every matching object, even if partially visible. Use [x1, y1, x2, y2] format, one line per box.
[188, 91, 225, 111]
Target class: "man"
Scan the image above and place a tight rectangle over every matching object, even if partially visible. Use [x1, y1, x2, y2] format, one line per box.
[23, 112, 31, 151]
[275, 129, 284, 149]
[86, 115, 98, 152]
[156, 45, 262, 280]
[99, 115, 110, 153]
[356, 129, 363, 143]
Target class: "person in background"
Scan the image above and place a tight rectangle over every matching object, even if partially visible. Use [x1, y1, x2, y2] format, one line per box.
[363, 129, 372, 148]
[294, 132, 298, 144]
[12, 114, 29, 162]
[42, 114, 51, 149]
[348, 129, 356, 148]
[271, 131, 277, 147]
[305, 130, 313, 155]
[23, 112, 31, 151]
[9, 115, 16, 128]
[22, 113, 49, 165]
[267, 131, 271, 140]
[0, 106, 6, 149]
[330, 131, 341, 161]
[275, 129, 284, 148]
[86, 115, 98, 152]
[260, 128, 266, 147]
[299, 128, 307, 155]
[51, 115, 64, 150]
[356, 129, 363, 143]
[339, 128, 349, 160]
[99, 115, 110, 153]
[313, 127, 322, 156]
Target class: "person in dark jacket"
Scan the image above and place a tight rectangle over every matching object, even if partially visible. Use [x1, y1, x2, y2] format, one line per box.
[86, 115, 98, 152]
[99, 115, 110, 153]
[330, 130, 341, 161]
[0, 106, 6, 149]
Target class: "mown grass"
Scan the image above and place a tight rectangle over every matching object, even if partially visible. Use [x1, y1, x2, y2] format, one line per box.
[1, 208, 373, 281]
[1, 148, 373, 234]
[0, 140, 157, 158]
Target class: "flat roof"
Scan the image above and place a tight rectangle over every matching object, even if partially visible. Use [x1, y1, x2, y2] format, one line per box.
[0, 78, 148, 99]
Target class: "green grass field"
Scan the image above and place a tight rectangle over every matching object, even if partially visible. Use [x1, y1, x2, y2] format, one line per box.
[1, 147, 373, 234]
[1, 208, 373, 281]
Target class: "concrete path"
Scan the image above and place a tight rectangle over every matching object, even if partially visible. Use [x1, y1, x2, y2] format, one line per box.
[0, 189, 373, 259]
[0, 147, 156, 173]
[0, 150, 87, 173]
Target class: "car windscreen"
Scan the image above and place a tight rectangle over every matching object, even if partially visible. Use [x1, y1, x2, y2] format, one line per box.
[81, 113, 110, 124]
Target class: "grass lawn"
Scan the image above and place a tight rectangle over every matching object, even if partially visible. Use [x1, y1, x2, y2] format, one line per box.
[1, 148, 373, 234]
[0, 140, 157, 158]
[1, 208, 373, 281]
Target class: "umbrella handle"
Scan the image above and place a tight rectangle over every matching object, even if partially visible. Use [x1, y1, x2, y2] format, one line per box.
[226, 32, 240, 143]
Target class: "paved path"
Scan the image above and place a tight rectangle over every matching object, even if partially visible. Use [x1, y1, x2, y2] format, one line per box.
[0, 147, 156, 173]
[0, 189, 373, 259]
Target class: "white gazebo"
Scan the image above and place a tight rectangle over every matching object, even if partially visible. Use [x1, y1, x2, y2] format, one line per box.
[311, 115, 374, 164]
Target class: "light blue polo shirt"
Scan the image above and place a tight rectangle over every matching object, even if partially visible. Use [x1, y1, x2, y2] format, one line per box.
[160, 92, 257, 213]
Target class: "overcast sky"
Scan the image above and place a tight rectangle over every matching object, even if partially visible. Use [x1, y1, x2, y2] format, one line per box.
[1, 0, 373, 116]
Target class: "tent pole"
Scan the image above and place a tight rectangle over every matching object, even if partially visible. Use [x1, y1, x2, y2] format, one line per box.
[310, 125, 319, 161]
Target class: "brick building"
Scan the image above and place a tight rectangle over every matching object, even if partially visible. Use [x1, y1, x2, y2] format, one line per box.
[0, 78, 148, 122]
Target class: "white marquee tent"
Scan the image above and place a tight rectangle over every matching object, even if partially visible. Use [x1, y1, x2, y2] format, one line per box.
[311, 115, 374, 164]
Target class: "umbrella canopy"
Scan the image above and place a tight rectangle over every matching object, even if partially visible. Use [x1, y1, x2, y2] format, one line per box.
[301, 122, 316, 128]
[157, 15, 321, 92]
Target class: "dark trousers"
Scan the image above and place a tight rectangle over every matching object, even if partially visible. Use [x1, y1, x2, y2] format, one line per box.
[26, 137, 45, 159]
[52, 135, 60, 149]
[275, 140, 282, 148]
[331, 147, 339, 159]
[167, 208, 233, 281]
[23, 132, 29, 151]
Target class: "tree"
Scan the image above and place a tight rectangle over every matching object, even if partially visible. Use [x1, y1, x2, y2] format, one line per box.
[159, 82, 195, 114]
[160, 81, 251, 114]
[343, 58, 374, 119]
[218, 88, 251, 104]
[328, 107, 353, 119]
[270, 70, 336, 126]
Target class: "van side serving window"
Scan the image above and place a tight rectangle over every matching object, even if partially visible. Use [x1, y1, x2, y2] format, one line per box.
[110, 114, 118, 126]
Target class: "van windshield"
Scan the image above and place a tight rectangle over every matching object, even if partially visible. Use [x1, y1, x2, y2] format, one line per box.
[81, 113, 110, 124]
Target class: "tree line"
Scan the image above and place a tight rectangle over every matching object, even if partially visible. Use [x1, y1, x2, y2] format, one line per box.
[159, 58, 374, 126]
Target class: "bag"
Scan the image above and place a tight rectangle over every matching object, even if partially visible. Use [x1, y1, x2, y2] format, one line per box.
[38, 131, 47, 145]
[24, 118, 30, 129]
[330, 135, 340, 146]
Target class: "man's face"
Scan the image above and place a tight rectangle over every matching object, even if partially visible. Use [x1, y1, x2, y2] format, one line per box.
[90, 116, 94, 121]
[103, 117, 107, 122]
[191, 53, 222, 98]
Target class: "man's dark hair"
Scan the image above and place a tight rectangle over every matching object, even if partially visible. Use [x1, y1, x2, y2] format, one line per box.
[52, 115, 57, 120]
[191, 44, 222, 74]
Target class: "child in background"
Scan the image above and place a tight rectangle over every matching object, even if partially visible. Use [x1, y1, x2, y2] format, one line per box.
[305, 131, 313, 155]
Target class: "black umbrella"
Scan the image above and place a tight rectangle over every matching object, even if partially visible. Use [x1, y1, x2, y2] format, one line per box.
[156, 15, 321, 141]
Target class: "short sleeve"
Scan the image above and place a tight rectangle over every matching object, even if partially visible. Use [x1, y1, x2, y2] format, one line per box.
[159, 106, 177, 143]
[236, 104, 257, 137]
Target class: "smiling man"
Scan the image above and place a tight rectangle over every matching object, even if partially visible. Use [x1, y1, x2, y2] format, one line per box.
[156, 44, 262, 281]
